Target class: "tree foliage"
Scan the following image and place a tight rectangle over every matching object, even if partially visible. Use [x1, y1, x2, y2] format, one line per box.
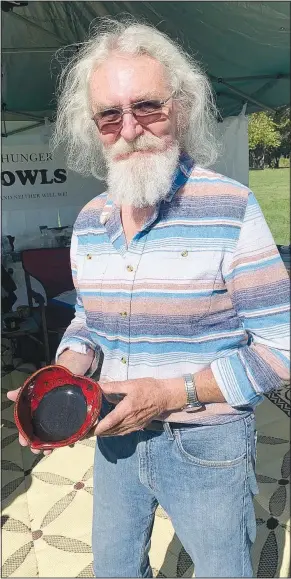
[274, 107, 290, 158]
[249, 112, 281, 150]
[249, 108, 290, 169]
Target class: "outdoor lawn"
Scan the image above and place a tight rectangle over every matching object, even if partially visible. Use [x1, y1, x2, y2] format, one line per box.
[249, 167, 290, 245]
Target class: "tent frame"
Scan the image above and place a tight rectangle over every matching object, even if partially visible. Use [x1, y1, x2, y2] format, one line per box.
[3, 70, 286, 136]
[9, 9, 66, 44]
[2, 1, 289, 137]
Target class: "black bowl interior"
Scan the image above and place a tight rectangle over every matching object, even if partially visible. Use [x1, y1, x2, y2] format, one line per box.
[31, 384, 87, 442]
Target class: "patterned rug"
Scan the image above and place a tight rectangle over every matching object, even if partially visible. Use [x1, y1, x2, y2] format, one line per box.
[1, 367, 290, 578]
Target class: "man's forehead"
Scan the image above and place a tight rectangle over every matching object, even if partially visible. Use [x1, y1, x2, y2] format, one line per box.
[89, 53, 170, 106]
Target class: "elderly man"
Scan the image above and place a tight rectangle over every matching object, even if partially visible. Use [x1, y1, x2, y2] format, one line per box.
[8, 19, 290, 578]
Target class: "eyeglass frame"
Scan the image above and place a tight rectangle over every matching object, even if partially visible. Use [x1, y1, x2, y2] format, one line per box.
[91, 91, 176, 132]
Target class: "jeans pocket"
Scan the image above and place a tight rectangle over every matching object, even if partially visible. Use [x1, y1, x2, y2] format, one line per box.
[246, 428, 258, 545]
[246, 486, 257, 544]
[248, 427, 259, 496]
[174, 419, 248, 467]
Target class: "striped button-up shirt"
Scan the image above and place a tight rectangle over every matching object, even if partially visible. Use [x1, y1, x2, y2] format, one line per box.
[56, 153, 290, 424]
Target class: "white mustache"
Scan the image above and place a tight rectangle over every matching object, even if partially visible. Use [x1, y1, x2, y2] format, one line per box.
[105, 135, 166, 161]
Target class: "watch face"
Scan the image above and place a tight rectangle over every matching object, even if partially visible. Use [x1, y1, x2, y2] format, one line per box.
[184, 402, 204, 413]
[14, 365, 102, 450]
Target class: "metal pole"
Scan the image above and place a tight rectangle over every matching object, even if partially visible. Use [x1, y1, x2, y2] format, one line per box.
[2, 47, 61, 54]
[5, 109, 49, 121]
[252, 78, 283, 100]
[209, 75, 276, 113]
[217, 73, 288, 82]
[9, 10, 66, 45]
[4, 121, 45, 137]
[2, 117, 7, 137]
[216, 90, 247, 102]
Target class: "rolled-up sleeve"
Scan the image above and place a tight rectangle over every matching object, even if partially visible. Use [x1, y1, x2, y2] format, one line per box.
[211, 191, 290, 407]
[55, 229, 101, 375]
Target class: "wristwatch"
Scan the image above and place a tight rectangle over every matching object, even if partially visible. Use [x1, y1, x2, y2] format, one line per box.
[182, 374, 204, 412]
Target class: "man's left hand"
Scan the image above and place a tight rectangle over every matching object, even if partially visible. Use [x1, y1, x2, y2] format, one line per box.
[94, 377, 186, 436]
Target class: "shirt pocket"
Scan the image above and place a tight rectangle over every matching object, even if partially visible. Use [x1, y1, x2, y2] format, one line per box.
[138, 250, 222, 322]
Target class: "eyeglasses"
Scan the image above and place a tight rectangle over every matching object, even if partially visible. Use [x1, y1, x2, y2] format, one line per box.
[92, 92, 175, 134]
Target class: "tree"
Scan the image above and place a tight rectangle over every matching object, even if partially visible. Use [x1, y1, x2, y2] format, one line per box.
[248, 112, 281, 169]
[273, 106, 290, 165]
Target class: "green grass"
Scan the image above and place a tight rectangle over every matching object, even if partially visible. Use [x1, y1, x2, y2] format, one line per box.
[249, 168, 290, 245]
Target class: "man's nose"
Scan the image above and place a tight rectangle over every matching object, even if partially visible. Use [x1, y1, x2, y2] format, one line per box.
[120, 111, 143, 142]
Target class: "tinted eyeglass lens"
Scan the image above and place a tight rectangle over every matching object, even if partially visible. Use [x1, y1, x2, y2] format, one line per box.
[132, 100, 163, 115]
[97, 117, 122, 133]
[99, 109, 122, 123]
[95, 100, 164, 133]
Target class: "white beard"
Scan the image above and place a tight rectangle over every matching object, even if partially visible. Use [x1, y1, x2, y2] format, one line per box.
[104, 140, 180, 208]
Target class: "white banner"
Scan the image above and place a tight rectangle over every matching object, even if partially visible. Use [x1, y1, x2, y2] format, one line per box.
[1, 145, 104, 211]
[1, 113, 248, 238]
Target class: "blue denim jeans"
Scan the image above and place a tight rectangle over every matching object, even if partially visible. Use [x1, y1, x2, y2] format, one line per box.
[92, 405, 258, 578]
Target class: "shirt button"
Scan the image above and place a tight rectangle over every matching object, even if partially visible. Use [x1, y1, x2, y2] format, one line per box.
[120, 311, 128, 317]
[126, 265, 134, 272]
[181, 250, 188, 257]
[121, 357, 127, 364]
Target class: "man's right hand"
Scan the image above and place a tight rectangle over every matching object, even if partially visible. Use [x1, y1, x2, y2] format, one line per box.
[6, 348, 94, 455]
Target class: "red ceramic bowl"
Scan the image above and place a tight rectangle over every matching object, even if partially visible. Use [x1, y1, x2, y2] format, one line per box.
[14, 365, 102, 450]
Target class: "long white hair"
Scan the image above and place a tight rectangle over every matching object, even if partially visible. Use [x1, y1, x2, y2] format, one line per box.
[51, 17, 221, 179]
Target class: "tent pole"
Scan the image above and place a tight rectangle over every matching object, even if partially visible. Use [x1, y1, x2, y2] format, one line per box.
[210, 76, 276, 113]
[218, 73, 288, 82]
[2, 47, 61, 54]
[4, 121, 45, 137]
[251, 77, 283, 100]
[2, 117, 7, 138]
[216, 90, 246, 103]
[9, 10, 66, 44]
[5, 109, 49, 121]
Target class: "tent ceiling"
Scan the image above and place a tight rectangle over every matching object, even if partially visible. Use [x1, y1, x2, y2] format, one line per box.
[1, 1, 290, 125]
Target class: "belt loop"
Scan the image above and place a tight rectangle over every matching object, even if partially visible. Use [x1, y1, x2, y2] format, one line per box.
[163, 421, 174, 440]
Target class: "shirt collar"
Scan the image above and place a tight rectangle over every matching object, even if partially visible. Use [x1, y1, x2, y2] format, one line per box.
[99, 197, 114, 225]
[164, 152, 195, 203]
[99, 151, 195, 225]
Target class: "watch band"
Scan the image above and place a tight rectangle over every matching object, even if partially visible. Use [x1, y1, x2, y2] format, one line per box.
[182, 374, 203, 412]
